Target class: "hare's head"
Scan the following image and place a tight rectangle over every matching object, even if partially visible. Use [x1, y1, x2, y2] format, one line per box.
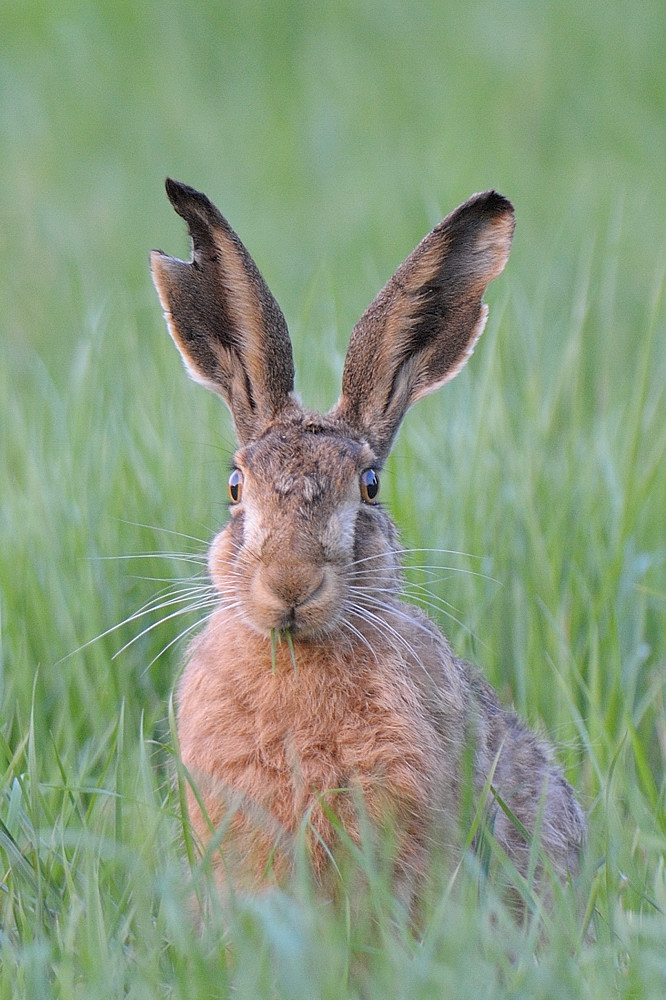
[151, 180, 514, 641]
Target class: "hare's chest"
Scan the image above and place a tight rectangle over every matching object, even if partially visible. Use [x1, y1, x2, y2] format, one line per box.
[179, 644, 444, 829]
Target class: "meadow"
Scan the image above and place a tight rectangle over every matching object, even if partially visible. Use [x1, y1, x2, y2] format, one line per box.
[1, 1, 665, 996]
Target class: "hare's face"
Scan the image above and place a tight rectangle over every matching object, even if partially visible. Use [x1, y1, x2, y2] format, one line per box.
[207, 420, 399, 640]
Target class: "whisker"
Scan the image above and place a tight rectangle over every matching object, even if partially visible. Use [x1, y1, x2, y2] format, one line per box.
[122, 573, 210, 586]
[348, 550, 497, 586]
[92, 551, 207, 565]
[58, 572, 222, 665]
[353, 585, 465, 639]
[347, 581, 459, 616]
[112, 596, 223, 660]
[358, 592, 449, 647]
[402, 590, 463, 620]
[386, 588, 487, 652]
[115, 519, 211, 547]
[349, 545, 483, 566]
[142, 609, 222, 673]
[401, 580, 464, 612]
[346, 603, 425, 669]
[125, 585, 217, 619]
[337, 616, 379, 664]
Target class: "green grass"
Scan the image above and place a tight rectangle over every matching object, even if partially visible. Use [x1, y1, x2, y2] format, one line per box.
[1, 0, 665, 996]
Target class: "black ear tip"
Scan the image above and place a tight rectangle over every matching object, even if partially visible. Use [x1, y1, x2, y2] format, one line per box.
[481, 190, 515, 219]
[164, 177, 198, 207]
[446, 190, 515, 238]
[163, 179, 223, 234]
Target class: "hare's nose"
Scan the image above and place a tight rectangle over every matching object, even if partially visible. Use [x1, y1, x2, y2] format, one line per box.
[260, 563, 325, 611]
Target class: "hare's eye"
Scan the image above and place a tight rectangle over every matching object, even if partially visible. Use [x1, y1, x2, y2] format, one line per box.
[228, 468, 243, 504]
[360, 469, 379, 504]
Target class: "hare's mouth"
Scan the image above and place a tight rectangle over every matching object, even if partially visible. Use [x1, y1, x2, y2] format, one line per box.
[247, 607, 341, 643]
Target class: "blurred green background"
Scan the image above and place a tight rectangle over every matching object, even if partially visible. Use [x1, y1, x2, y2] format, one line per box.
[1, 1, 665, 996]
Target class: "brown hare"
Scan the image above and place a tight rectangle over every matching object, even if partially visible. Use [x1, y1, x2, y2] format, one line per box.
[151, 179, 585, 902]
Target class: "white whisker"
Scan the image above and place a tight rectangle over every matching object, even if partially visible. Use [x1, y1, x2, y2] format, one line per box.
[143, 610, 221, 673]
[119, 585, 216, 621]
[116, 519, 211, 547]
[337, 616, 379, 663]
[92, 551, 207, 566]
[346, 602, 425, 671]
[111, 596, 223, 660]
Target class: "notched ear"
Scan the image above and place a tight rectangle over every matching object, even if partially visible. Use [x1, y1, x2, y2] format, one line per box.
[331, 191, 515, 460]
[150, 178, 296, 444]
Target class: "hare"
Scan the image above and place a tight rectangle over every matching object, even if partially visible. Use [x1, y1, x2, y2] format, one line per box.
[151, 179, 585, 901]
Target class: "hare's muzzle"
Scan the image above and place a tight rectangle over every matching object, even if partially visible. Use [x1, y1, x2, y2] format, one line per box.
[247, 559, 340, 637]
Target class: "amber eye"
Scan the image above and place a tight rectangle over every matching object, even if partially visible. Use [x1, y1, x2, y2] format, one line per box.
[228, 468, 243, 504]
[360, 468, 380, 504]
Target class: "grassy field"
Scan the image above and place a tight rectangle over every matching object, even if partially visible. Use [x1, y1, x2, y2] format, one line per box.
[1, 1, 665, 996]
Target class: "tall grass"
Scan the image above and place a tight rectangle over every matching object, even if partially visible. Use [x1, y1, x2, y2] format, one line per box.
[2, 1, 665, 996]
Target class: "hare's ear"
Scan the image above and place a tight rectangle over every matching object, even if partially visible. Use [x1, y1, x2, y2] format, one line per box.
[150, 179, 296, 444]
[330, 191, 515, 460]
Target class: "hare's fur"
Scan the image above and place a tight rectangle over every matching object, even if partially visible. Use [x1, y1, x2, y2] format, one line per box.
[151, 180, 585, 896]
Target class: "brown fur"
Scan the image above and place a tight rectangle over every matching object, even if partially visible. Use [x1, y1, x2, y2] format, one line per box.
[151, 180, 585, 900]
